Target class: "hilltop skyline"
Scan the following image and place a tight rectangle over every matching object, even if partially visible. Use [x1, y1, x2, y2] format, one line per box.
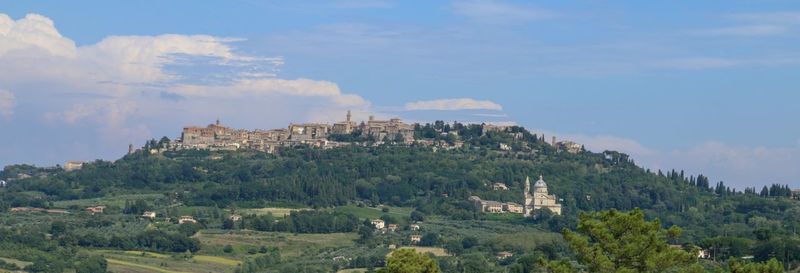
[1, 1, 800, 189]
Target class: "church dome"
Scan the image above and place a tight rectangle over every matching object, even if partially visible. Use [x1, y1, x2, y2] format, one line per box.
[534, 175, 547, 188]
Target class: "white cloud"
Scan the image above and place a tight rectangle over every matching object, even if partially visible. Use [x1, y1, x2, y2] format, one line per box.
[0, 89, 15, 118]
[404, 98, 503, 111]
[333, 0, 393, 9]
[728, 12, 800, 25]
[0, 13, 370, 131]
[657, 57, 742, 70]
[692, 25, 787, 37]
[0, 13, 77, 58]
[656, 56, 800, 70]
[452, 0, 556, 23]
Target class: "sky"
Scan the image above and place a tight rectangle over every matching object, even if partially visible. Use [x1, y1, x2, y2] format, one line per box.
[0, 0, 799, 190]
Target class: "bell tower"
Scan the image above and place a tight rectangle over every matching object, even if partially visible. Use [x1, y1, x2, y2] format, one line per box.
[523, 176, 533, 217]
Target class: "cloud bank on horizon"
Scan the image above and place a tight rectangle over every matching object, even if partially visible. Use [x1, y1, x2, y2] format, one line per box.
[0, 1, 798, 190]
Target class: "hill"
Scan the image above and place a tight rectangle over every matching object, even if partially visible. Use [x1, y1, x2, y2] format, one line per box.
[0, 122, 798, 272]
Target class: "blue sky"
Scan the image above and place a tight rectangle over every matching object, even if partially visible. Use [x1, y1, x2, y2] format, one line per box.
[0, 0, 799, 189]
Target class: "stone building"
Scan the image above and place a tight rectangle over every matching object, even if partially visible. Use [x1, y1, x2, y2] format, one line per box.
[503, 202, 524, 214]
[557, 141, 583, 154]
[64, 161, 84, 172]
[362, 116, 414, 142]
[289, 123, 330, 141]
[331, 110, 357, 134]
[524, 176, 562, 216]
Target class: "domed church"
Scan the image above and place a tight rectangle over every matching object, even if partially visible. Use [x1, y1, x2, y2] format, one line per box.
[523, 176, 562, 217]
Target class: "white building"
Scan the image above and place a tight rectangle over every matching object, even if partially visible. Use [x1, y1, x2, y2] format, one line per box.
[64, 161, 84, 172]
[524, 176, 562, 216]
[492, 182, 509, 190]
[371, 219, 385, 229]
[179, 216, 197, 224]
[142, 211, 156, 219]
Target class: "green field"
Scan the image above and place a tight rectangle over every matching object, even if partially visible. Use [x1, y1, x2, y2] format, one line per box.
[0, 256, 32, 268]
[195, 230, 359, 258]
[337, 269, 369, 273]
[53, 193, 164, 208]
[107, 258, 189, 273]
[238, 207, 310, 217]
[331, 205, 414, 220]
[97, 250, 237, 273]
[390, 247, 450, 257]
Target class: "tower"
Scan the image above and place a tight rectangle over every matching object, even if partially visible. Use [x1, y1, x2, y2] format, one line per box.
[128, 144, 134, 155]
[216, 118, 220, 126]
[523, 176, 533, 217]
[346, 110, 352, 122]
[552, 136, 557, 146]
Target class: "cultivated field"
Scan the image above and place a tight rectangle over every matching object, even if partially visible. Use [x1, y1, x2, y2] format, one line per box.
[238, 207, 310, 217]
[389, 247, 450, 257]
[331, 205, 414, 220]
[53, 193, 164, 208]
[194, 230, 359, 258]
[97, 250, 238, 273]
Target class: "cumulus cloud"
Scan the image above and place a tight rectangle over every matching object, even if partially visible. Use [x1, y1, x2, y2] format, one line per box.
[404, 98, 503, 111]
[0, 89, 15, 118]
[452, 0, 556, 23]
[0, 13, 370, 128]
[0, 13, 77, 57]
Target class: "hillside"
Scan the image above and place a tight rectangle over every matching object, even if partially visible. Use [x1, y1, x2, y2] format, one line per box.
[0, 122, 798, 272]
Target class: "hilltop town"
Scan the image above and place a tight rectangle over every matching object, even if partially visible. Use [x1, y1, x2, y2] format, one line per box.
[137, 111, 585, 156]
[170, 111, 414, 153]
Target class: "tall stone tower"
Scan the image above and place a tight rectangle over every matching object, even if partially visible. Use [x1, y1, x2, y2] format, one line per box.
[346, 110, 352, 122]
[128, 144, 134, 155]
[523, 176, 533, 217]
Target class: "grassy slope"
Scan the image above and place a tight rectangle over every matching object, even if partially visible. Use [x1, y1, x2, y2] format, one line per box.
[332, 205, 414, 220]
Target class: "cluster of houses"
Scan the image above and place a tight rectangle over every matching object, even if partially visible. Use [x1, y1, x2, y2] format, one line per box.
[370, 219, 423, 244]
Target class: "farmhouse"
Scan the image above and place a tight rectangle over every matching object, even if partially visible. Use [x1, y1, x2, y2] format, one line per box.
[371, 219, 385, 229]
[179, 216, 197, 224]
[496, 251, 514, 260]
[142, 211, 156, 219]
[85, 206, 106, 215]
[492, 182, 509, 190]
[410, 235, 422, 244]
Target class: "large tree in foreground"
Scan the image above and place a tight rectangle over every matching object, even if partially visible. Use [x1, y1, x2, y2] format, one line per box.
[378, 248, 440, 273]
[551, 208, 696, 273]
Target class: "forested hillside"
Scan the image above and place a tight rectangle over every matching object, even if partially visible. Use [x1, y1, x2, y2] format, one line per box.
[1, 122, 798, 271]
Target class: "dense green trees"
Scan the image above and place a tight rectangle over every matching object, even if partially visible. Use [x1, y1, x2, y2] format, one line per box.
[550, 208, 696, 273]
[379, 249, 440, 273]
[74, 255, 108, 273]
[238, 210, 360, 233]
[728, 258, 784, 273]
